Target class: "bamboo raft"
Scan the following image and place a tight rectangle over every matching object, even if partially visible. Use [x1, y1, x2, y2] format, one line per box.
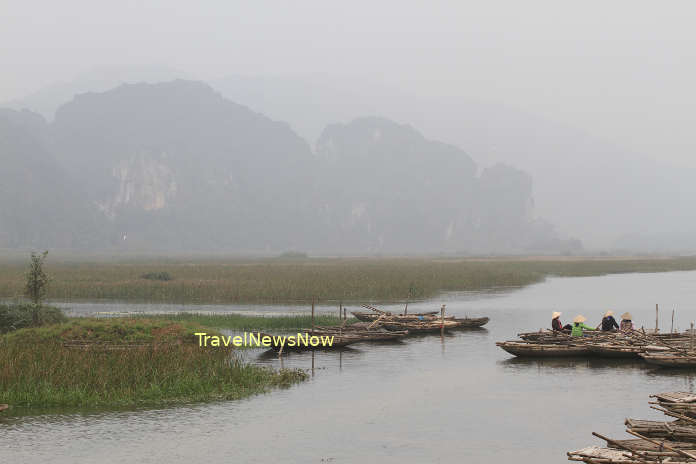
[568, 391, 696, 463]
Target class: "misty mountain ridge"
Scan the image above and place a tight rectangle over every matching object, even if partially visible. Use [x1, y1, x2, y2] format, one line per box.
[0, 80, 579, 254]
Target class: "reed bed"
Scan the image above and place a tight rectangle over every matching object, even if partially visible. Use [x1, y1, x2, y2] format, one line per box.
[0, 319, 307, 408]
[0, 256, 695, 304]
[145, 313, 352, 330]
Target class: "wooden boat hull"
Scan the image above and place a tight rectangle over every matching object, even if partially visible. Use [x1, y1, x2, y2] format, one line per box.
[259, 332, 361, 352]
[352, 312, 454, 323]
[588, 344, 644, 358]
[496, 341, 591, 357]
[0, 404, 7, 413]
[382, 320, 460, 333]
[451, 317, 489, 328]
[308, 327, 409, 342]
[640, 353, 696, 367]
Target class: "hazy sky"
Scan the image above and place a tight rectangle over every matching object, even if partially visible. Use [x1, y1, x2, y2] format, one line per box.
[2, 0, 695, 165]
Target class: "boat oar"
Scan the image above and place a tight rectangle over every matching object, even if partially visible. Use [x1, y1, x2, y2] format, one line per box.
[625, 429, 696, 460]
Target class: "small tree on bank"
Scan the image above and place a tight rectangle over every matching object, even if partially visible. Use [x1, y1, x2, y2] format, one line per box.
[25, 251, 50, 325]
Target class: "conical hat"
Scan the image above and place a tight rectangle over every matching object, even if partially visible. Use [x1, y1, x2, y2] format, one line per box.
[552, 311, 561, 319]
[573, 315, 586, 323]
[604, 310, 614, 317]
[621, 312, 632, 320]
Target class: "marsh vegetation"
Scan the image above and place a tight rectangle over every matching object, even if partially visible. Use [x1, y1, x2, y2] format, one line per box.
[0, 318, 307, 408]
[1, 255, 695, 304]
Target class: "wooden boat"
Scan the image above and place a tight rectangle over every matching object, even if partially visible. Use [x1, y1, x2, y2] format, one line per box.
[649, 392, 696, 418]
[351, 311, 453, 322]
[496, 341, 591, 357]
[259, 332, 362, 352]
[308, 326, 409, 342]
[588, 343, 669, 358]
[382, 319, 461, 333]
[587, 343, 644, 358]
[0, 404, 8, 412]
[451, 316, 489, 328]
[640, 352, 696, 368]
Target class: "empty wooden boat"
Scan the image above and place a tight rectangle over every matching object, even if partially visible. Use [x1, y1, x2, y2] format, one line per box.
[382, 319, 461, 333]
[259, 331, 363, 352]
[308, 326, 409, 342]
[451, 316, 489, 328]
[351, 311, 454, 322]
[640, 353, 696, 368]
[588, 343, 670, 358]
[496, 341, 591, 357]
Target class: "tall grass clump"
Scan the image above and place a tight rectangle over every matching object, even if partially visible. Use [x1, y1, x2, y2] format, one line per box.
[0, 319, 307, 409]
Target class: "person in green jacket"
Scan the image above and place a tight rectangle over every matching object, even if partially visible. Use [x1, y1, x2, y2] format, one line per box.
[571, 315, 596, 337]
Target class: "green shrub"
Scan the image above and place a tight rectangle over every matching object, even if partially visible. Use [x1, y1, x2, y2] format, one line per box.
[0, 304, 67, 334]
[140, 271, 173, 281]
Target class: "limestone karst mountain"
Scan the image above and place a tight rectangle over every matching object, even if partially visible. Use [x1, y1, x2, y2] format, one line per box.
[0, 80, 579, 253]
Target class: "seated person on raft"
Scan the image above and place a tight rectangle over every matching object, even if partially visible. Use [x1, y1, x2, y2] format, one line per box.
[571, 315, 595, 337]
[551, 311, 572, 332]
[619, 312, 634, 332]
[599, 310, 619, 331]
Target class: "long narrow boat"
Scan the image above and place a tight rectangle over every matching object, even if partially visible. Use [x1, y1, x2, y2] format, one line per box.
[351, 311, 452, 322]
[382, 319, 461, 333]
[496, 341, 591, 357]
[308, 326, 409, 342]
[452, 316, 489, 328]
[588, 343, 669, 358]
[259, 332, 363, 352]
[640, 352, 696, 368]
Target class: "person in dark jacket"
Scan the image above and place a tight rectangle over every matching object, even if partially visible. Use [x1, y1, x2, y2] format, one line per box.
[600, 310, 619, 331]
[551, 311, 572, 331]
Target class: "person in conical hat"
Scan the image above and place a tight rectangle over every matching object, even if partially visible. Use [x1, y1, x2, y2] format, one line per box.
[620, 312, 634, 332]
[571, 315, 595, 337]
[600, 310, 619, 332]
[551, 311, 572, 332]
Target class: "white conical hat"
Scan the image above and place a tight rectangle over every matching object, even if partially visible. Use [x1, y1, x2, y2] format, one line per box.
[621, 312, 632, 320]
[573, 315, 587, 323]
[604, 310, 614, 317]
[552, 312, 561, 319]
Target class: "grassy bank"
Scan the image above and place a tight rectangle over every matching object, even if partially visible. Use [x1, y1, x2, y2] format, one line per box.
[0, 319, 307, 409]
[1, 256, 696, 304]
[145, 313, 352, 330]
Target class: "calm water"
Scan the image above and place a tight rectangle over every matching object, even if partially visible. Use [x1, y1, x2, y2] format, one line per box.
[3, 271, 696, 463]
